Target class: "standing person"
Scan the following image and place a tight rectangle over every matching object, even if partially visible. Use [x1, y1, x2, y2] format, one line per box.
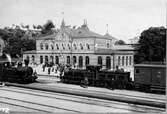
[48, 67, 51, 74]
[52, 66, 54, 72]
[84, 77, 89, 88]
[81, 77, 89, 88]
[60, 64, 65, 77]
[110, 77, 115, 90]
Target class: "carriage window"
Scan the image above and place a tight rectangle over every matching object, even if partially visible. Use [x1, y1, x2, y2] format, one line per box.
[136, 69, 140, 73]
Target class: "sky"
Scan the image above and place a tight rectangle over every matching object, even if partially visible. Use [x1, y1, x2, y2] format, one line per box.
[0, 0, 166, 42]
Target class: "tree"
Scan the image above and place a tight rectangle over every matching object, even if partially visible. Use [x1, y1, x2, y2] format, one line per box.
[115, 40, 126, 45]
[134, 26, 166, 63]
[41, 20, 55, 34]
[1, 26, 36, 58]
[36, 25, 43, 30]
[0, 29, 10, 43]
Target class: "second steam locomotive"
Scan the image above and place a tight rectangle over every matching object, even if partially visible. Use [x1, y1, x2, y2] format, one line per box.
[61, 65, 133, 90]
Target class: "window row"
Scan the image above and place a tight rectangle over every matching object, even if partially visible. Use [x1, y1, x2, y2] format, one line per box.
[118, 56, 132, 66]
[97, 56, 111, 69]
[26, 55, 132, 68]
[39, 55, 90, 68]
[40, 43, 90, 50]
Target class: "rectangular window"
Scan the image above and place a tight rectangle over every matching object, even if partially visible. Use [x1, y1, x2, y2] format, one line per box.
[129, 56, 132, 65]
[126, 56, 128, 66]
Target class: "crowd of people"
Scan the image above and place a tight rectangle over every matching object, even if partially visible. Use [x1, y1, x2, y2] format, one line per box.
[29, 62, 72, 77]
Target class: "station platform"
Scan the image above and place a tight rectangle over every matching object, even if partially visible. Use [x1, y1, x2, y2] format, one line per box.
[4, 77, 166, 109]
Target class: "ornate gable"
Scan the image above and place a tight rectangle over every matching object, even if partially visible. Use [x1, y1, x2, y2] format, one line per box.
[55, 30, 70, 41]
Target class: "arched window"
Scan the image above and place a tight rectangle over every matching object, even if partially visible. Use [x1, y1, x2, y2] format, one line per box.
[126, 56, 128, 66]
[118, 56, 120, 66]
[50, 56, 53, 63]
[86, 43, 90, 50]
[62, 44, 65, 50]
[32, 55, 35, 62]
[51, 44, 54, 50]
[122, 56, 124, 66]
[129, 56, 132, 65]
[106, 56, 111, 69]
[55, 44, 58, 50]
[55, 56, 59, 64]
[40, 43, 43, 50]
[40, 55, 43, 64]
[73, 44, 77, 50]
[78, 56, 83, 68]
[45, 56, 48, 63]
[68, 44, 71, 50]
[73, 56, 77, 65]
[98, 56, 102, 66]
[107, 43, 110, 48]
[45, 43, 48, 50]
[80, 43, 83, 50]
[67, 56, 70, 64]
[85, 56, 89, 66]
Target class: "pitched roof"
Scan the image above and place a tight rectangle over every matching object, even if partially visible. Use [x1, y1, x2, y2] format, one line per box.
[103, 33, 118, 40]
[71, 27, 103, 38]
[36, 33, 57, 40]
[36, 22, 118, 40]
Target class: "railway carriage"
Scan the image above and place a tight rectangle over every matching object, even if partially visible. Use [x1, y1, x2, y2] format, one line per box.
[134, 63, 166, 92]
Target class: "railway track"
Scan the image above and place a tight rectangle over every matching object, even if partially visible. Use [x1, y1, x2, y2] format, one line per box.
[37, 75, 165, 102]
[46, 83, 165, 102]
[0, 86, 165, 113]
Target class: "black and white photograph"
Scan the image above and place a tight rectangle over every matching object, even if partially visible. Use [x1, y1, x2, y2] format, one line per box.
[0, 0, 166, 113]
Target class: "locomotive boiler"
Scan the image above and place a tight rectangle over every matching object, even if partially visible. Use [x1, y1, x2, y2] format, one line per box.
[0, 59, 38, 84]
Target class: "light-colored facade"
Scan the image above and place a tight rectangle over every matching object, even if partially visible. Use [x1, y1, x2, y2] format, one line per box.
[23, 20, 135, 80]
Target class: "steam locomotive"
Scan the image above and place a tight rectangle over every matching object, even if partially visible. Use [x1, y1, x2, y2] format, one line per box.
[0, 59, 38, 84]
[61, 65, 133, 89]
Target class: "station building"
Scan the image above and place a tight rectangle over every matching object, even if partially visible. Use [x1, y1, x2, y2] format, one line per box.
[23, 20, 135, 80]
